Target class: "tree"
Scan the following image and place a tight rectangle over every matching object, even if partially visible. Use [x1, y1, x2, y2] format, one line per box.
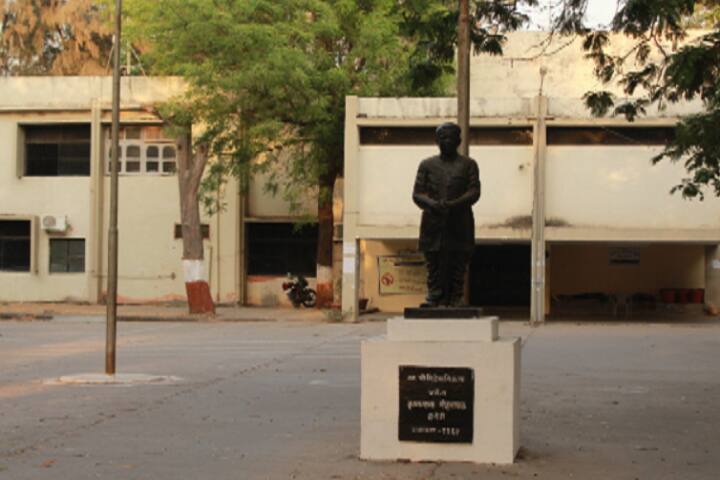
[176, 129, 215, 314]
[554, 0, 720, 200]
[124, 0, 537, 309]
[0, 0, 113, 75]
[399, 0, 538, 92]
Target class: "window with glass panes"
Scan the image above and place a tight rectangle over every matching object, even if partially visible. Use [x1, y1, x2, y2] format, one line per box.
[24, 124, 91, 176]
[49, 239, 85, 273]
[105, 125, 177, 175]
[0, 220, 31, 272]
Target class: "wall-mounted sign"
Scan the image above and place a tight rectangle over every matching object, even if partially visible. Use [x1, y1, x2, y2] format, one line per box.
[398, 365, 474, 444]
[378, 255, 426, 295]
[609, 247, 641, 265]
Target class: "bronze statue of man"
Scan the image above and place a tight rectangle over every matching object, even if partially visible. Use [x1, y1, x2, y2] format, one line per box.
[412, 123, 481, 307]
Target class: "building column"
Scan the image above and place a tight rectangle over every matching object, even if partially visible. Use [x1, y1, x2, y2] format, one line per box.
[545, 243, 551, 317]
[88, 100, 104, 303]
[341, 96, 360, 322]
[705, 245, 720, 310]
[530, 92, 548, 325]
[236, 175, 248, 305]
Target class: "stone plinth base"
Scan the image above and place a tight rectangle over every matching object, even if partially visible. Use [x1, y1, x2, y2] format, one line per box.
[361, 316, 520, 464]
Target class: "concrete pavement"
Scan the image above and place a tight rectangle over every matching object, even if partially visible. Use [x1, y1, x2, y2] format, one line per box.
[1, 301, 713, 324]
[0, 302, 328, 322]
[0, 318, 718, 479]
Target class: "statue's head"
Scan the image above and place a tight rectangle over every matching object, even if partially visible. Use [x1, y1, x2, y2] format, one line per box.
[435, 123, 461, 156]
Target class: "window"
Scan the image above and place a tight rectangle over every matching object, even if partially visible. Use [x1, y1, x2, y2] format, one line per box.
[24, 124, 91, 176]
[247, 222, 317, 276]
[49, 239, 85, 273]
[125, 145, 141, 172]
[162, 146, 177, 173]
[359, 127, 533, 145]
[147, 146, 160, 172]
[106, 126, 177, 175]
[0, 220, 31, 272]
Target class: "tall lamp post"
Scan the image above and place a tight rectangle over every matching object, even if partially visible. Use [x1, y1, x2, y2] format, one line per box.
[106, 0, 122, 375]
[458, 0, 471, 302]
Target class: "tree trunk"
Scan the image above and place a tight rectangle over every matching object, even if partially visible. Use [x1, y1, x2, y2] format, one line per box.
[315, 171, 336, 309]
[177, 133, 215, 314]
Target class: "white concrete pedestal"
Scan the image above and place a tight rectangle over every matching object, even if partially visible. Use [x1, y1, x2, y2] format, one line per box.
[361, 316, 520, 464]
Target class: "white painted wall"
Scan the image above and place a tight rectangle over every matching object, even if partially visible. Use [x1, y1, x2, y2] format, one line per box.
[470, 31, 707, 117]
[98, 175, 240, 303]
[102, 176, 184, 302]
[546, 146, 720, 231]
[0, 77, 184, 110]
[0, 77, 241, 304]
[356, 146, 533, 231]
[247, 168, 318, 219]
[0, 114, 92, 301]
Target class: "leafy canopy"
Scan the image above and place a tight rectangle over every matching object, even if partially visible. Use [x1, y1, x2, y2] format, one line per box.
[124, 0, 536, 212]
[127, 0, 430, 211]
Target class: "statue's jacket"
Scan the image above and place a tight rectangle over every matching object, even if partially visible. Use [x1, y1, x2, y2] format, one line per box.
[412, 154, 481, 253]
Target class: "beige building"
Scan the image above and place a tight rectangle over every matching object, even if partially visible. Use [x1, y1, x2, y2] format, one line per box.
[0, 76, 317, 307]
[3, 33, 719, 318]
[341, 32, 720, 322]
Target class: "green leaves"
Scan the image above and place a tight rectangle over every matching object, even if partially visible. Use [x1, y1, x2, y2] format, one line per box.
[655, 108, 720, 200]
[126, 0, 453, 214]
[583, 91, 615, 117]
[664, 31, 720, 102]
[399, 0, 536, 87]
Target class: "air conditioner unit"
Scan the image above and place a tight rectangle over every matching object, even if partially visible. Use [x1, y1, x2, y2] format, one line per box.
[41, 214, 68, 233]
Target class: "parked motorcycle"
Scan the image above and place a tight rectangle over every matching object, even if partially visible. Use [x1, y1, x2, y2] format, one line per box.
[282, 274, 317, 308]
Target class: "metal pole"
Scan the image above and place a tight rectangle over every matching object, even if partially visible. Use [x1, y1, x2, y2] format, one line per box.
[106, 0, 122, 375]
[457, 0, 471, 156]
[458, 0, 472, 303]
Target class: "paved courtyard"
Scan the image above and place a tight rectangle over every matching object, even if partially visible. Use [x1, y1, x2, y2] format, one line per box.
[1, 317, 718, 479]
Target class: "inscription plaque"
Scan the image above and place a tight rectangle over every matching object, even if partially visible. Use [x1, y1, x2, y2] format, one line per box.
[398, 365, 474, 443]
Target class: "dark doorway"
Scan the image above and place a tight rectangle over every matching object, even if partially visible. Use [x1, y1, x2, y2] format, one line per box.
[246, 222, 318, 277]
[469, 244, 530, 307]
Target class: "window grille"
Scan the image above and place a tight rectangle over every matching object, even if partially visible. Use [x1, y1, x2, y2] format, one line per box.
[106, 126, 177, 176]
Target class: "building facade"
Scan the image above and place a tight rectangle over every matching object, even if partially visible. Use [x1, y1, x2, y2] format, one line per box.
[341, 32, 720, 322]
[0, 76, 318, 307]
[3, 33, 720, 318]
